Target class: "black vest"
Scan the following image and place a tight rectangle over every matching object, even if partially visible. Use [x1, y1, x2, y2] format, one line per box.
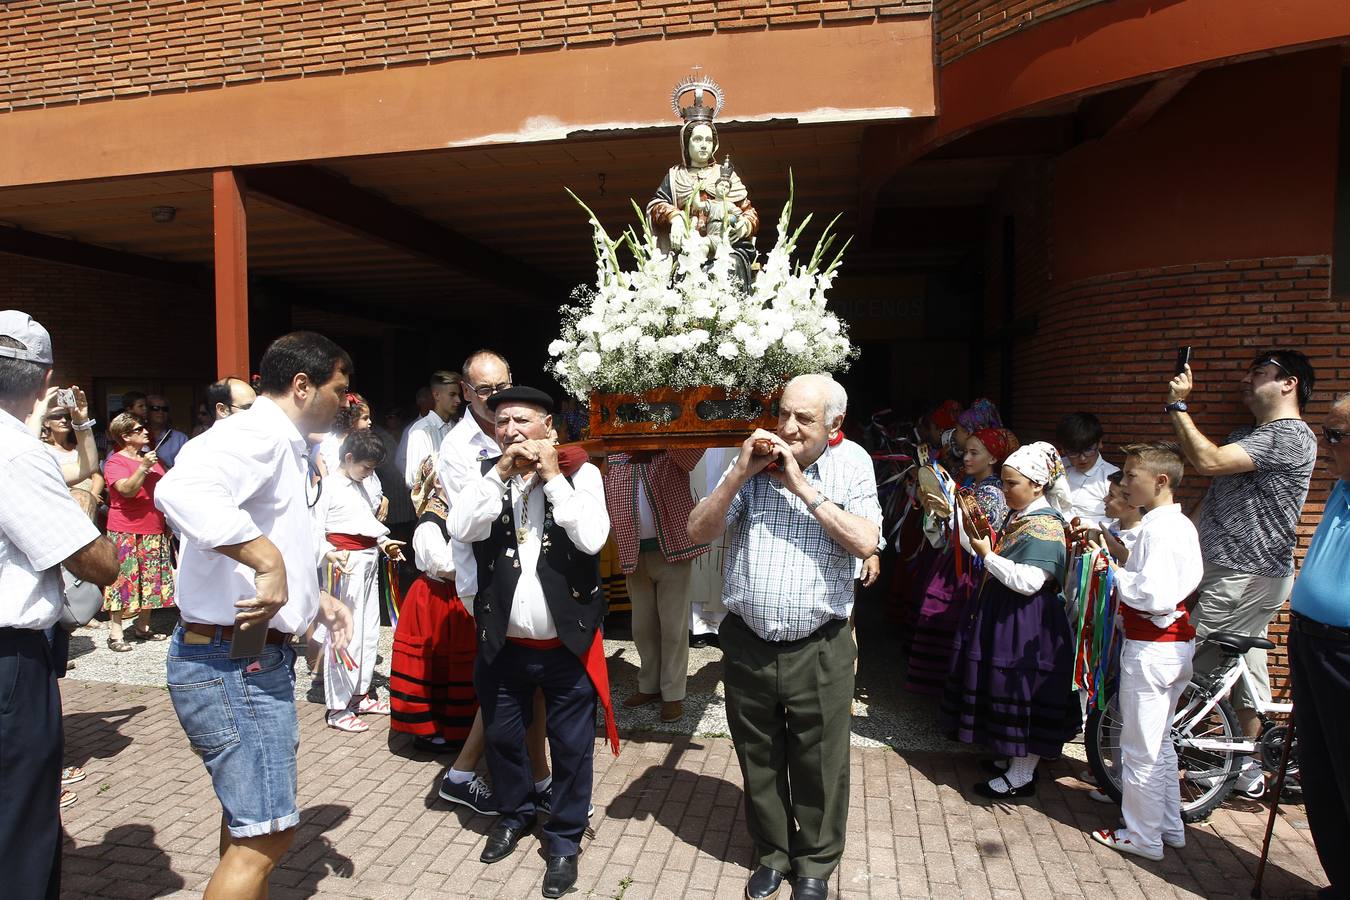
[471, 460, 605, 665]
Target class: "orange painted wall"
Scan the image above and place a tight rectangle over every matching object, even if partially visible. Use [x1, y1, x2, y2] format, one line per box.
[0, 19, 935, 188]
[1052, 51, 1340, 285]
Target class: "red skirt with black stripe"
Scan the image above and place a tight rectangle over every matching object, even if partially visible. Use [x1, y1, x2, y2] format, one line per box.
[388, 575, 478, 740]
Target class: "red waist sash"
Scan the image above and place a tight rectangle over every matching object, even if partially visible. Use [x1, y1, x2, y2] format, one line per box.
[507, 633, 620, 756]
[328, 533, 377, 551]
[1121, 602, 1195, 642]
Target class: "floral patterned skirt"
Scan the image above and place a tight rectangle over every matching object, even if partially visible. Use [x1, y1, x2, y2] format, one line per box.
[102, 531, 176, 614]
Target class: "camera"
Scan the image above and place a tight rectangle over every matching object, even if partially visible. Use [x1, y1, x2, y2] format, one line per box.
[55, 388, 76, 409]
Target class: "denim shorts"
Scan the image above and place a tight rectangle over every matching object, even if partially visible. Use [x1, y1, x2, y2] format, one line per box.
[166, 625, 300, 838]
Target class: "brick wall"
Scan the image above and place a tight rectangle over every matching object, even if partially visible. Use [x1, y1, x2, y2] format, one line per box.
[935, 0, 1105, 64]
[1000, 255, 1345, 700]
[0, 0, 932, 113]
[0, 252, 214, 394]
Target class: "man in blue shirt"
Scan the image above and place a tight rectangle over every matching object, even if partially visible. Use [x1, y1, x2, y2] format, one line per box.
[1289, 391, 1350, 898]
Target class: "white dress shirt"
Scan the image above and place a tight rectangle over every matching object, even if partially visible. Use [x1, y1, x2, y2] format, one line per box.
[412, 518, 455, 583]
[437, 413, 501, 601]
[403, 410, 456, 488]
[1063, 454, 1120, 523]
[155, 396, 322, 633]
[450, 463, 610, 637]
[316, 472, 390, 547]
[0, 408, 101, 629]
[1113, 503, 1204, 629]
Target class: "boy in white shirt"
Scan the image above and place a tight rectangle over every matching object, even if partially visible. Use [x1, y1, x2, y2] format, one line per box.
[1090, 442, 1203, 860]
[318, 429, 404, 732]
[1057, 412, 1120, 522]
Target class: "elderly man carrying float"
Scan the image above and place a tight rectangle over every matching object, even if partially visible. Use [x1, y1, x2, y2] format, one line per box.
[449, 386, 616, 900]
[688, 373, 882, 900]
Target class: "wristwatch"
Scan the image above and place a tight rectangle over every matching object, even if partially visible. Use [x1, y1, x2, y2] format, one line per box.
[807, 494, 831, 514]
[1164, 401, 1189, 414]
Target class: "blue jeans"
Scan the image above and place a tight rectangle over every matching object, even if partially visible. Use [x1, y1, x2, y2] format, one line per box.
[166, 626, 300, 838]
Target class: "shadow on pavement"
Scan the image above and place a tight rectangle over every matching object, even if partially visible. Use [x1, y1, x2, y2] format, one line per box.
[63, 823, 185, 898]
[274, 803, 356, 897]
[62, 706, 146, 769]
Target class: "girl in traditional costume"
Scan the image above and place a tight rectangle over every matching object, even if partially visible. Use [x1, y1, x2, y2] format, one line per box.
[388, 460, 479, 749]
[904, 426, 1018, 695]
[940, 441, 1079, 798]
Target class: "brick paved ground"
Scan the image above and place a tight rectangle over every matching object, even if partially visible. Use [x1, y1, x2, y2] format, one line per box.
[58, 676, 1328, 900]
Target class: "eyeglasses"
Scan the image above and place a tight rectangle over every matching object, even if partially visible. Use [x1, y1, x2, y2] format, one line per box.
[466, 381, 512, 399]
[1324, 425, 1345, 446]
[127, 425, 148, 435]
[1065, 445, 1100, 460]
[149, 405, 170, 412]
[229, 403, 253, 412]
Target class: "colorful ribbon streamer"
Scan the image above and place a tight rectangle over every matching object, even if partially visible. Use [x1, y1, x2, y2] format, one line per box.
[1069, 546, 1119, 711]
[381, 556, 402, 627]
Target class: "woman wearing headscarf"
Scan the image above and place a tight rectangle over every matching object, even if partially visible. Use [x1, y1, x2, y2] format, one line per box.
[940, 441, 1078, 798]
[904, 426, 1019, 695]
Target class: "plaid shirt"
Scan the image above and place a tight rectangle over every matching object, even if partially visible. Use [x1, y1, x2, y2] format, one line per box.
[604, 450, 708, 575]
[722, 448, 882, 641]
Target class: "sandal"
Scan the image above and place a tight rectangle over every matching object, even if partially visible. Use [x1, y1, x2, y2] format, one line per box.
[60, 789, 78, 810]
[1090, 828, 1164, 861]
[357, 696, 391, 716]
[326, 711, 370, 733]
[106, 637, 133, 653]
[132, 627, 168, 642]
[973, 773, 1038, 800]
[62, 766, 86, 785]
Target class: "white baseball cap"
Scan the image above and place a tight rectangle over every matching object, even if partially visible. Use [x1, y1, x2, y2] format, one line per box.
[0, 310, 53, 366]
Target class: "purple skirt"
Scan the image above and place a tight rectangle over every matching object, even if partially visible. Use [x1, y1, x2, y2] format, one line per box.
[904, 548, 979, 696]
[939, 578, 1078, 759]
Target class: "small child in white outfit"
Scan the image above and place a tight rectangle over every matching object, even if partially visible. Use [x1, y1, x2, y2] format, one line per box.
[317, 429, 404, 733]
[1090, 442, 1203, 860]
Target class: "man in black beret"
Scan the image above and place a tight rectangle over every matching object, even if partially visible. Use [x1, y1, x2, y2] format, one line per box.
[448, 386, 615, 899]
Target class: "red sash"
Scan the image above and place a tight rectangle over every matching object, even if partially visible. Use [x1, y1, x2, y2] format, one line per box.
[507, 633, 620, 756]
[328, 533, 377, 551]
[1121, 602, 1195, 642]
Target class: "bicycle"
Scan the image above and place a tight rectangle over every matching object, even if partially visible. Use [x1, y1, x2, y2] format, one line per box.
[1085, 631, 1299, 822]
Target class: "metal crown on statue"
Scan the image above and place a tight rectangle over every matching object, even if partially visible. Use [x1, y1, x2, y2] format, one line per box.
[671, 74, 724, 123]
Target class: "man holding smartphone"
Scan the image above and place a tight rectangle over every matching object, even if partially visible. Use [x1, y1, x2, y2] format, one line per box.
[154, 332, 355, 898]
[1166, 347, 1317, 798]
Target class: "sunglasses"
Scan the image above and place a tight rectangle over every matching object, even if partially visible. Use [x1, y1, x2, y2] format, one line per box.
[127, 425, 148, 435]
[1324, 425, 1345, 446]
[149, 405, 170, 412]
[45, 413, 72, 423]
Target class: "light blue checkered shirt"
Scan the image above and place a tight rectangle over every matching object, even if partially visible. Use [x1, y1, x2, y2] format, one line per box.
[721, 448, 882, 641]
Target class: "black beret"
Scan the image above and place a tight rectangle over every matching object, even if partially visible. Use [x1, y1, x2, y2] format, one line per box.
[485, 385, 555, 414]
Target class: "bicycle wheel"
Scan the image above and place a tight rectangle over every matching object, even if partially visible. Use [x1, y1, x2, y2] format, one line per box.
[1173, 680, 1243, 822]
[1085, 678, 1244, 823]
[1086, 691, 1125, 805]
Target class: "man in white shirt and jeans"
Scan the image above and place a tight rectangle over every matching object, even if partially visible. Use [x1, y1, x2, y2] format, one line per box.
[0, 310, 118, 900]
[154, 331, 355, 899]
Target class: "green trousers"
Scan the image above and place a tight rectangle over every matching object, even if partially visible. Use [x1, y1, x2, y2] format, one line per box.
[721, 613, 855, 879]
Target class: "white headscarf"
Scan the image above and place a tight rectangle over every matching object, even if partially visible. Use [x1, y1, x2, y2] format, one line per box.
[1004, 441, 1074, 517]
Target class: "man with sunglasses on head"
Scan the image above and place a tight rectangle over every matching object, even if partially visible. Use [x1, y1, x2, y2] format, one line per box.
[1166, 347, 1317, 799]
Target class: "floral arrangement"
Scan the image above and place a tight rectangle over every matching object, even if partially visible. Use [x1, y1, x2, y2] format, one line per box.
[546, 178, 855, 400]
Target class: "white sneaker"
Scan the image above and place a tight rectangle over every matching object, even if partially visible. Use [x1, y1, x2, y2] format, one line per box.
[1091, 828, 1164, 861]
[1163, 833, 1185, 849]
[1088, 789, 1114, 804]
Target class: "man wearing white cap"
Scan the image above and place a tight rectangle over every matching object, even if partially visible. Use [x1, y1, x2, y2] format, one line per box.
[0, 310, 118, 899]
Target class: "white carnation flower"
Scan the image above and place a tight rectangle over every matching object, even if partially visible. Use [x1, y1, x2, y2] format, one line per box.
[547, 339, 570, 357]
[822, 317, 841, 335]
[577, 351, 602, 374]
[782, 330, 808, 354]
[716, 341, 740, 360]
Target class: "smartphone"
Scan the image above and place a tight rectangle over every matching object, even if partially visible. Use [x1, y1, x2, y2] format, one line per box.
[1174, 345, 1192, 376]
[228, 617, 270, 659]
[55, 387, 76, 409]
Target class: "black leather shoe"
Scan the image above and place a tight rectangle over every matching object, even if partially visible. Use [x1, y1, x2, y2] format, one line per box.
[972, 773, 1038, 800]
[745, 865, 786, 900]
[541, 854, 578, 898]
[793, 876, 829, 900]
[479, 818, 536, 864]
